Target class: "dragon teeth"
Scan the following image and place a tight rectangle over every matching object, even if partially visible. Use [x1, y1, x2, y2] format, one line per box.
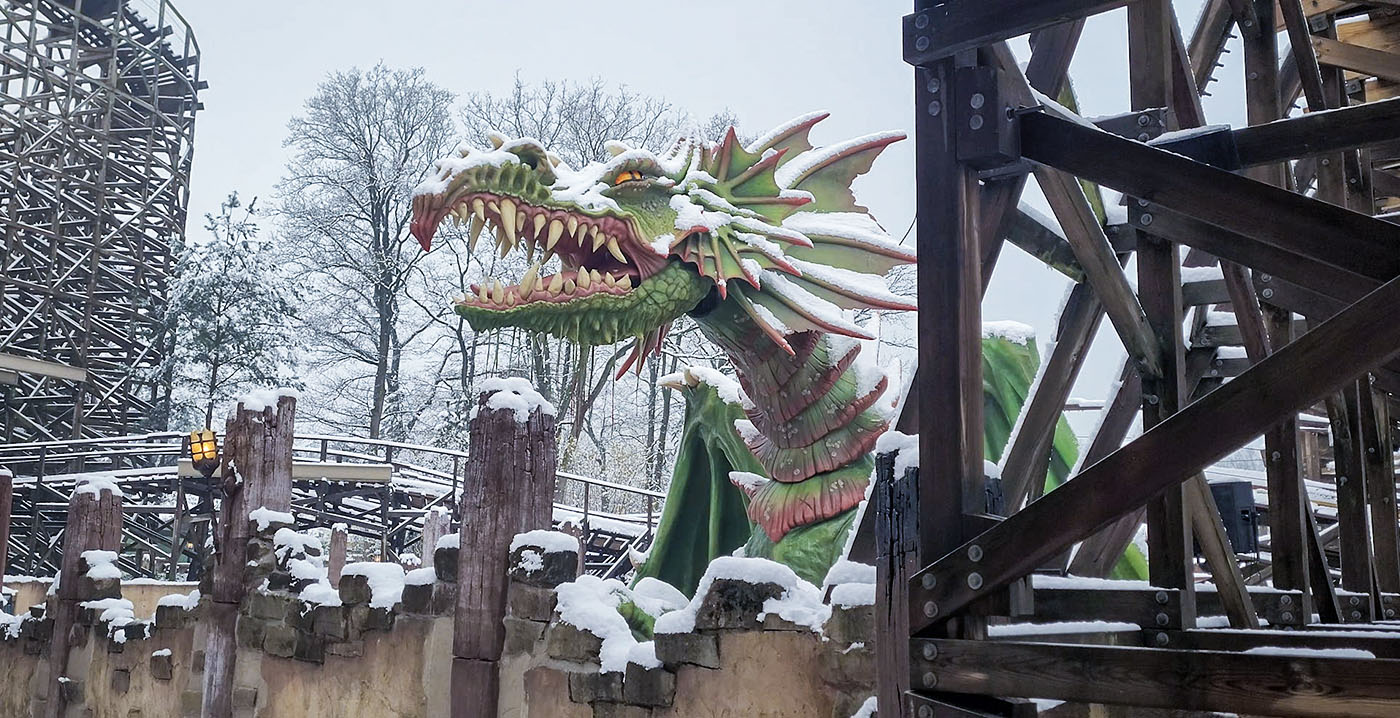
[532, 213, 546, 239]
[564, 277, 576, 293]
[547, 273, 563, 293]
[606, 237, 626, 263]
[500, 199, 517, 242]
[576, 268, 591, 289]
[547, 219, 563, 250]
[590, 269, 603, 286]
[520, 264, 539, 295]
[472, 198, 486, 221]
[603, 272, 616, 287]
[566, 216, 579, 237]
[618, 275, 632, 290]
[491, 278, 505, 303]
[590, 225, 603, 251]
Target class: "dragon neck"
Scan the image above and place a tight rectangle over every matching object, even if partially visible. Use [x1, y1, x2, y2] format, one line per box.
[691, 297, 890, 541]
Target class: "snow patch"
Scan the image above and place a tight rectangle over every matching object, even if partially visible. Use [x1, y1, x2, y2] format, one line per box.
[509, 529, 580, 555]
[74, 474, 124, 499]
[340, 562, 405, 609]
[653, 557, 831, 636]
[82, 550, 120, 580]
[982, 320, 1036, 345]
[850, 696, 878, 718]
[239, 387, 298, 412]
[1243, 646, 1375, 659]
[436, 533, 460, 551]
[554, 575, 645, 673]
[470, 377, 556, 423]
[156, 589, 201, 610]
[404, 567, 437, 586]
[151, 648, 172, 657]
[248, 507, 294, 532]
[875, 431, 919, 477]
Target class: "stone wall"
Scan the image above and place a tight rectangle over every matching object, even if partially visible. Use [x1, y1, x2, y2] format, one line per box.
[0, 535, 879, 718]
[5, 579, 199, 618]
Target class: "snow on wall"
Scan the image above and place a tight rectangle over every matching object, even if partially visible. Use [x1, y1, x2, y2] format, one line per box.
[340, 562, 406, 609]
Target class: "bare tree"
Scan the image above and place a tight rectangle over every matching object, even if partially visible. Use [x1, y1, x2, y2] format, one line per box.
[276, 63, 457, 439]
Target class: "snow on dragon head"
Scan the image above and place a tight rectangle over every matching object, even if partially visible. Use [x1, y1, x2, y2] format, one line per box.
[410, 112, 916, 375]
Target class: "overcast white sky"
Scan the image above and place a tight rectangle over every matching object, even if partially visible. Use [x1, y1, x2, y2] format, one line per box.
[175, 0, 1252, 424]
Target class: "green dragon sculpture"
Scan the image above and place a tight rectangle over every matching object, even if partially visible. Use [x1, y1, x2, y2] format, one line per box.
[410, 114, 1119, 593]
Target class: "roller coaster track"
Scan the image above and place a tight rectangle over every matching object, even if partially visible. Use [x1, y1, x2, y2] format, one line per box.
[0, 432, 663, 582]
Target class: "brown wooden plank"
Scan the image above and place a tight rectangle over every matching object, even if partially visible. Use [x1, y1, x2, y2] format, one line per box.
[1314, 35, 1400, 83]
[1280, 0, 1330, 109]
[914, 55, 984, 561]
[875, 459, 919, 718]
[911, 271, 1400, 628]
[1333, 383, 1377, 595]
[1019, 112, 1400, 280]
[903, 0, 1129, 64]
[1167, 627, 1400, 659]
[912, 638, 1400, 716]
[1360, 387, 1400, 593]
[0, 469, 10, 581]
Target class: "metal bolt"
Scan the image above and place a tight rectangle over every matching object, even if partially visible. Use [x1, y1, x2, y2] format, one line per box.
[1350, 596, 1362, 606]
[968, 545, 983, 562]
[1321, 158, 1331, 166]
[1146, 394, 1160, 405]
[927, 78, 941, 93]
[1139, 213, 1154, 226]
[924, 600, 939, 618]
[1155, 591, 1169, 605]
[1137, 198, 1149, 207]
[1281, 611, 1294, 623]
[1338, 475, 1348, 487]
[916, 36, 930, 52]
[1261, 288, 1274, 299]
[1138, 132, 1151, 141]
[922, 643, 938, 660]
[1155, 612, 1170, 627]
[1137, 114, 1151, 127]
[1351, 610, 1363, 620]
[928, 100, 942, 117]
[1388, 608, 1396, 618]
[1280, 594, 1293, 607]
[1271, 451, 1282, 462]
[1154, 632, 1170, 647]
[968, 572, 983, 590]
[915, 13, 929, 29]
[1369, 446, 1377, 454]
[969, 114, 984, 130]
[1248, 71, 1259, 80]
[919, 707, 934, 718]
[921, 574, 937, 590]
[970, 92, 986, 109]
[923, 671, 938, 688]
[1260, 274, 1272, 282]
[1243, 19, 1254, 27]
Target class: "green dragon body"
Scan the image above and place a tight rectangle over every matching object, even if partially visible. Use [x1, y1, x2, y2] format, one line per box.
[411, 114, 1130, 592]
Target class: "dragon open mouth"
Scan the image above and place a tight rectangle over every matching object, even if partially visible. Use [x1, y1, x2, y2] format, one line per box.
[415, 191, 670, 310]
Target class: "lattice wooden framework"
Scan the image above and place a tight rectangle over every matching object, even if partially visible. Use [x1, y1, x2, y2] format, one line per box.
[872, 1, 1400, 716]
[0, 0, 203, 442]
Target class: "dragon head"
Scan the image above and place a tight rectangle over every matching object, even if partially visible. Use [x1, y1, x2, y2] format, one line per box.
[410, 112, 916, 374]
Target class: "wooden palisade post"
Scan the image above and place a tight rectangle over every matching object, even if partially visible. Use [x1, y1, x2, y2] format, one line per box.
[421, 508, 449, 570]
[0, 467, 11, 583]
[44, 478, 122, 718]
[202, 392, 296, 718]
[453, 382, 556, 718]
[328, 523, 348, 588]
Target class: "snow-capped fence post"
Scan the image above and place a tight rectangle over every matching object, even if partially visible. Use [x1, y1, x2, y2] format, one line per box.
[421, 508, 449, 570]
[872, 437, 919, 718]
[44, 479, 122, 718]
[0, 467, 11, 581]
[452, 379, 557, 718]
[328, 523, 348, 588]
[202, 390, 296, 718]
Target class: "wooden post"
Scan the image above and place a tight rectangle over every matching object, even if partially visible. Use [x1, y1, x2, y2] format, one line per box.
[0, 467, 11, 582]
[202, 393, 296, 718]
[421, 508, 449, 570]
[453, 385, 556, 718]
[44, 480, 122, 718]
[874, 451, 918, 716]
[328, 523, 348, 588]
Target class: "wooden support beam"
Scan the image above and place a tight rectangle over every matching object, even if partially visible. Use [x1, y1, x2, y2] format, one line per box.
[1332, 383, 1376, 595]
[453, 386, 557, 718]
[1034, 165, 1161, 378]
[0, 469, 10, 581]
[1360, 387, 1400, 593]
[1019, 111, 1400, 279]
[1169, 627, 1400, 659]
[910, 271, 1400, 628]
[911, 638, 1400, 716]
[913, 54, 984, 561]
[328, 523, 347, 589]
[1279, 0, 1330, 110]
[1231, 97, 1400, 165]
[875, 457, 919, 718]
[998, 279, 1107, 508]
[1065, 364, 1144, 577]
[1314, 36, 1400, 84]
[902, 0, 1128, 64]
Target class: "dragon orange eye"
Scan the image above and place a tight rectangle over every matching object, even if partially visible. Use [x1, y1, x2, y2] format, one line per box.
[613, 170, 644, 185]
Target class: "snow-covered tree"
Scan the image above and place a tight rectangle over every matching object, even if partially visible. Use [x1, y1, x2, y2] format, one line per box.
[276, 63, 457, 439]
[166, 193, 300, 427]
